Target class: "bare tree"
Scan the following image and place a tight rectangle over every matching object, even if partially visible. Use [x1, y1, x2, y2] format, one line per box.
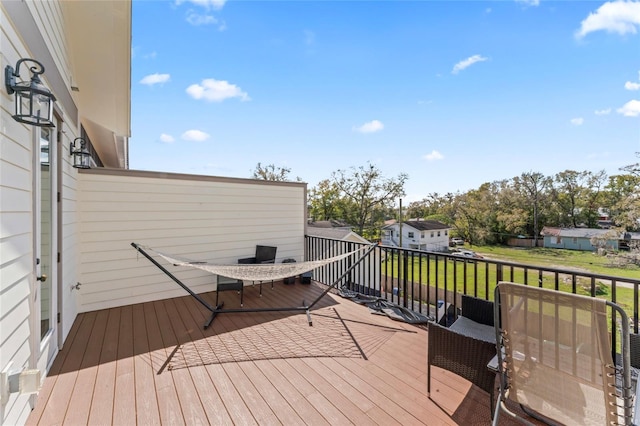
[332, 162, 407, 236]
[252, 163, 301, 182]
[514, 172, 551, 246]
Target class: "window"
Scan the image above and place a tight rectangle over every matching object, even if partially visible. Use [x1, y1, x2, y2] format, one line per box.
[431, 232, 434, 238]
[444, 230, 448, 236]
[437, 231, 441, 237]
[408, 232, 414, 238]
[421, 232, 425, 238]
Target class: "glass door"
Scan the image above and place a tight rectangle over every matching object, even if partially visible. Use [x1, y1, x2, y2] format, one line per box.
[40, 128, 52, 339]
[37, 126, 58, 367]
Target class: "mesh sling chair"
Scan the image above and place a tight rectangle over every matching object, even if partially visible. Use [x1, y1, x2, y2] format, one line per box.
[492, 282, 635, 426]
[428, 295, 498, 412]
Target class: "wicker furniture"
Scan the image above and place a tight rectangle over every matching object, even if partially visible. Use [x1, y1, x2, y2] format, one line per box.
[427, 295, 497, 411]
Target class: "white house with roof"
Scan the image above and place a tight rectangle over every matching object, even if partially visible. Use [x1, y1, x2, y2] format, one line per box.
[381, 220, 450, 252]
[1, 2, 307, 424]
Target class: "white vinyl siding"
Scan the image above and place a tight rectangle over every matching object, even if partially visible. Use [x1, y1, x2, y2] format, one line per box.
[1, 7, 39, 425]
[59, 122, 81, 340]
[1, 1, 119, 423]
[77, 169, 307, 312]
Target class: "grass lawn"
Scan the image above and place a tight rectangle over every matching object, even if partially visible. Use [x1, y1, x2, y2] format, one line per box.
[467, 245, 640, 280]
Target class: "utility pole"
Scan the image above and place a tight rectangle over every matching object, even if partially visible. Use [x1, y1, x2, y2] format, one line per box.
[398, 198, 403, 248]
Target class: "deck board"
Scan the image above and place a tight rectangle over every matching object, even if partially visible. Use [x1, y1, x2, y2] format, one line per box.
[88, 307, 119, 425]
[64, 309, 108, 425]
[27, 281, 512, 425]
[144, 301, 184, 425]
[131, 303, 162, 426]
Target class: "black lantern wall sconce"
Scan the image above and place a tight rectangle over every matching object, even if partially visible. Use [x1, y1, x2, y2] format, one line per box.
[70, 138, 91, 169]
[5, 58, 56, 127]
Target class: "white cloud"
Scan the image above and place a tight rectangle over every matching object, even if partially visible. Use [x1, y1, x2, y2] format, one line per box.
[354, 120, 384, 134]
[570, 117, 584, 126]
[452, 54, 488, 74]
[186, 78, 250, 102]
[186, 11, 218, 26]
[626, 81, 640, 90]
[181, 130, 211, 142]
[159, 133, 175, 143]
[176, 0, 226, 10]
[423, 150, 444, 161]
[575, 1, 640, 39]
[140, 73, 170, 86]
[515, 0, 540, 6]
[617, 99, 640, 116]
[595, 108, 612, 115]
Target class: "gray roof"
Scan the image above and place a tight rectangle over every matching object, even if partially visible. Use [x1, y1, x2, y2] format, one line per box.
[542, 227, 640, 240]
[306, 227, 353, 240]
[402, 220, 449, 231]
[382, 220, 449, 231]
[556, 228, 613, 238]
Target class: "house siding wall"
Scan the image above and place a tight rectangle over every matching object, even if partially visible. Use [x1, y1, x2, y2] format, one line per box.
[382, 224, 449, 252]
[77, 169, 307, 312]
[543, 235, 619, 251]
[2, 1, 81, 423]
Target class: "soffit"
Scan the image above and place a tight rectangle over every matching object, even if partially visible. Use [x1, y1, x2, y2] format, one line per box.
[63, 0, 131, 168]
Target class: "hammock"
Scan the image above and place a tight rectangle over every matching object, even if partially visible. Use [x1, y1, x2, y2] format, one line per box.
[138, 244, 369, 282]
[131, 242, 377, 329]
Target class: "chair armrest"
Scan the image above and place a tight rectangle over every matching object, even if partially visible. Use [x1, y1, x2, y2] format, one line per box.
[238, 257, 256, 264]
[461, 295, 495, 326]
[634, 373, 640, 426]
[259, 259, 275, 264]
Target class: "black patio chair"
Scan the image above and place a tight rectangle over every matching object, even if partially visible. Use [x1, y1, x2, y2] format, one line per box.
[427, 295, 497, 413]
[238, 245, 277, 295]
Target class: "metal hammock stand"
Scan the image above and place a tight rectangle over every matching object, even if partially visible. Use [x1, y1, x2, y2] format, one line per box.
[131, 242, 377, 329]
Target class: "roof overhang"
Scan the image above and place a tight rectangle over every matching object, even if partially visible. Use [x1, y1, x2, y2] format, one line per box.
[63, 0, 131, 168]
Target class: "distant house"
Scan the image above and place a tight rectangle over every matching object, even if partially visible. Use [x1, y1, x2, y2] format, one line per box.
[540, 227, 640, 251]
[381, 220, 450, 252]
[306, 221, 370, 244]
[597, 208, 613, 229]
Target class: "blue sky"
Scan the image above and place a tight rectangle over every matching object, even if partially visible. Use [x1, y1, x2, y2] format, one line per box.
[129, 0, 640, 201]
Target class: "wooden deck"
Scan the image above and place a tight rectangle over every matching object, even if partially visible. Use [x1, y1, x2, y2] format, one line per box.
[26, 281, 503, 425]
